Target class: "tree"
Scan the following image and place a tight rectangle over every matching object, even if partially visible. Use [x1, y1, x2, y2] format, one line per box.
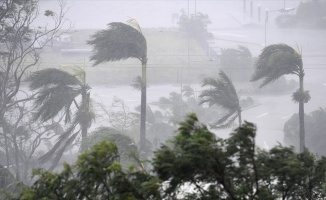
[251, 43, 310, 153]
[18, 141, 161, 200]
[200, 70, 242, 129]
[178, 10, 213, 40]
[28, 68, 95, 170]
[81, 126, 140, 169]
[153, 113, 326, 199]
[284, 108, 326, 155]
[0, 0, 70, 175]
[220, 45, 253, 82]
[88, 20, 148, 155]
[95, 96, 138, 136]
[158, 92, 188, 126]
[17, 114, 326, 199]
[0, 165, 18, 199]
[0, 100, 64, 182]
[296, 0, 326, 28]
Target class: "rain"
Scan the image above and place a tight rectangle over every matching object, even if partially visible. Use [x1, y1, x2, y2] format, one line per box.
[1, 0, 326, 198]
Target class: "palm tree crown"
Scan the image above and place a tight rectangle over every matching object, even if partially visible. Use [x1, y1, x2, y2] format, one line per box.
[200, 70, 242, 129]
[251, 44, 302, 87]
[88, 22, 147, 65]
[29, 68, 88, 123]
[29, 68, 94, 169]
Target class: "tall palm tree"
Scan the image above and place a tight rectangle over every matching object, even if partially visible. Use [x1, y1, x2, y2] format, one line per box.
[199, 70, 242, 129]
[251, 43, 310, 153]
[87, 21, 148, 153]
[29, 68, 94, 169]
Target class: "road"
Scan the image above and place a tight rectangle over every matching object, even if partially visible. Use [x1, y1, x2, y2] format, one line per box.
[89, 78, 326, 150]
[35, 0, 326, 150]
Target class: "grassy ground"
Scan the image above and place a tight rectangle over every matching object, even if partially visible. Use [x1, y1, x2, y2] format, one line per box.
[37, 28, 220, 85]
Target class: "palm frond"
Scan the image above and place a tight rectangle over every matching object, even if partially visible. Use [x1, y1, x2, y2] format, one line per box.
[182, 85, 195, 98]
[38, 125, 77, 164]
[32, 85, 81, 122]
[200, 70, 239, 111]
[61, 66, 86, 84]
[88, 22, 147, 66]
[63, 100, 73, 124]
[49, 131, 80, 170]
[200, 70, 241, 129]
[29, 68, 82, 90]
[209, 112, 238, 129]
[126, 18, 142, 33]
[251, 44, 302, 87]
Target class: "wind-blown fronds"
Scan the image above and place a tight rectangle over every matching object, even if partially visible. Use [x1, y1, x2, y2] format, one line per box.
[88, 22, 147, 66]
[29, 68, 94, 169]
[209, 112, 239, 129]
[49, 131, 80, 170]
[126, 18, 143, 33]
[29, 68, 82, 90]
[32, 85, 81, 122]
[200, 70, 241, 129]
[182, 85, 195, 98]
[251, 44, 302, 87]
[200, 71, 239, 112]
[38, 124, 77, 164]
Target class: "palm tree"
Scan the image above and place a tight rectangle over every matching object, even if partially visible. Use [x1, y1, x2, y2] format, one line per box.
[199, 70, 242, 129]
[87, 20, 148, 154]
[29, 68, 94, 169]
[251, 43, 310, 153]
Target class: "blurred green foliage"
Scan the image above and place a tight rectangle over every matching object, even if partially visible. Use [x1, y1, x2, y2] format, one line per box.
[18, 114, 326, 199]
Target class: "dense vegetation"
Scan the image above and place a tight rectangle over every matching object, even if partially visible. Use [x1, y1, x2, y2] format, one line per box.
[15, 114, 326, 200]
[1, 0, 326, 199]
[284, 108, 326, 155]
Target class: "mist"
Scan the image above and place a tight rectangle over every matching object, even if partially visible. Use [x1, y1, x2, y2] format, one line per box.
[33, 0, 326, 149]
[1, 0, 326, 189]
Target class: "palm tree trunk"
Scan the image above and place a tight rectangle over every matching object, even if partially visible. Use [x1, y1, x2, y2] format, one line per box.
[140, 60, 147, 155]
[80, 91, 90, 151]
[238, 109, 242, 127]
[299, 73, 305, 153]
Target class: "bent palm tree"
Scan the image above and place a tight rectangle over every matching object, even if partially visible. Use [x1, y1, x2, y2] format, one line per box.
[251, 43, 310, 153]
[87, 21, 148, 153]
[199, 70, 242, 129]
[29, 68, 94, 169]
